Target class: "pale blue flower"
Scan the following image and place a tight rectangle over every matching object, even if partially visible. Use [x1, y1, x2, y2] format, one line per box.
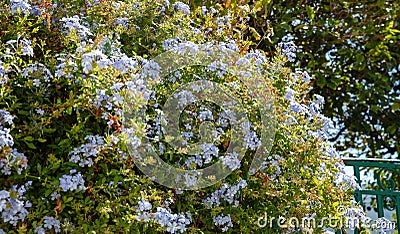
[20, 38, 34, 56]
[33, 79, 41, 87]
[207, 61, 228, 77]
[50, 191, 61, 201]
[43, 216, 61, 233]
[302, 71, 311, 82]
[0, 184, 31, 226]
[69, 135, 104, 167]
[220, 152, 241, 170]
[0, 60, 6, 85]
[284, 87, 295, 101]
[60, 15, 93, 39]
[172, 2, 190, 15]
[35, 109, 44, 115]
[203, 180, 247, 208]
[278, 41, 296, 62]
[34, 226, 45, 234]
[59, 170, 86, 192]
[213, 214, 233, 232]
[153, 207, 191, 233]
[0, 191, 10, 200]
[115, 17, 129, 28]
[10, 0, 31, 15]
[201, 6, 207, 15]
[244, 50, 267, 66]
[138, 198, 152, 211]
[289, 101, 306, 113]
[0, 110, 14, 125]
[0, 148, 28, 175]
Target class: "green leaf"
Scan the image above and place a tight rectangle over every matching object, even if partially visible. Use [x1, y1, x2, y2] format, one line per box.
[18, 110, 30, 116]
[391, 102, 400, 111]
[23, 136, 34, 141]
[38, 138, 47, 143]
[280, 22, 292, 32]
[387, 125, 397, 135]
[25, 141, 37, 149]
[316, 76, 326, 88]
[58, 138, 71, 147]
[66, 106, 73, 115]
[43, 128, 57, 134]
[371, 105, 380, 113]
[313, 177, 319, 185]
[249, 27, 261, 40]
[306, 6, 315, 20]
[64, 196, 74, 203]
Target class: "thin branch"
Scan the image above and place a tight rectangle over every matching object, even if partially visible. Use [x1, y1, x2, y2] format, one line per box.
[328, 126, 346, 142]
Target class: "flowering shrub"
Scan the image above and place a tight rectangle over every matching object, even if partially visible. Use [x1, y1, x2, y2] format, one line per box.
[1, 0, 363, 233]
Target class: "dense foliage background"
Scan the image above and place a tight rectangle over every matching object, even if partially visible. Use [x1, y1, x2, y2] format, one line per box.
[191, 0, 400, 159]
[0, 0, 382, 233]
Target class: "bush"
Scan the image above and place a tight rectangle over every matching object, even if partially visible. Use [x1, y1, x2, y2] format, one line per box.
[1, 0, 361, 233]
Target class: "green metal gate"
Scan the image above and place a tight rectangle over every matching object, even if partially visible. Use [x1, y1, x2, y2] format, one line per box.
[341, 158, 400, 234]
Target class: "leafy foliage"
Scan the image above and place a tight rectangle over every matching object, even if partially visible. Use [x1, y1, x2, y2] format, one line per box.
[0, 0, 361, 233]
[213, 0, 400, 158]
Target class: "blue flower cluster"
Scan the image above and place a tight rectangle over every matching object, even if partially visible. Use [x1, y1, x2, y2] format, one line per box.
[220, 152, 241, 170]
[0, 125, 13, 148]
[22, 63, 53, 88]
[203, 180, 247, 208]
[0, 110, 28, 175]
[59, 169, 86, 192]
[9, 0, 31, 15]
[69, 135, 104, 167]
[258, 154, 284, 180]
[154, 207, 191, 233]
[60, 15, 93, 40]
[278, 41, 297, 62]
[5, 35, 34, 57]
[34, 216, 61, 233]
[0, 60, 6, 86]
[285, 89, 335, 142]
[0, 182, 32, 226]
[135, 198, 192, 233]
[172, 2, 190, 15]
[213, 214, 233, 232]
[9, 0, 57, 17]
[281, 78, 360, 190]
